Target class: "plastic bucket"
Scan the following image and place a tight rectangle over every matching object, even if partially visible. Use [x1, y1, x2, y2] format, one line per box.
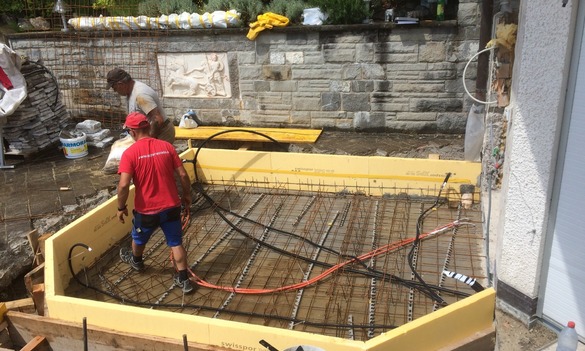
[60, 132, 88, 159]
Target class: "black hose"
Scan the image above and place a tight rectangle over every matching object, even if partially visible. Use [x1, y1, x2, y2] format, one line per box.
[66, 242, 400, 331]
[185, 132, 468, 302]
[407, 172, 452, 305]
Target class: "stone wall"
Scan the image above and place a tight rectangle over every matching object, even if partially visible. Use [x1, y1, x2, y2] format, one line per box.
[7, 2, 480, 132]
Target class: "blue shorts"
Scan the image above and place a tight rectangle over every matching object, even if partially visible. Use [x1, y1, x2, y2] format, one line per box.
[131, 207, 183, 247]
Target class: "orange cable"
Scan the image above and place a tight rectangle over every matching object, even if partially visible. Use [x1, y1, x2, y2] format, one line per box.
[180, 220, 465, 295]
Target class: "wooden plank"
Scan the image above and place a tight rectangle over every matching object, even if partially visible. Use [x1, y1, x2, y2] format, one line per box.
[6, 311, 232, 351]
[175, 126, 322, 143]
[24, 263, 44, 298]
[20, 335, 50, 351]
[37, 233, 53, 261]
[31, 284, 45, 317]
[4, 299, 34, 311]
[26, 230, 43, 266]
[0, 304, 5, 324]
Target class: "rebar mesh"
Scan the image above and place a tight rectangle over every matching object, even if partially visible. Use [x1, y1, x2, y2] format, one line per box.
[67, 182, 485, 342]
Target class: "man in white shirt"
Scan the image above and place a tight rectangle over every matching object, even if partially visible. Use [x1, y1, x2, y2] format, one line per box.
[107, 68, 175, 144]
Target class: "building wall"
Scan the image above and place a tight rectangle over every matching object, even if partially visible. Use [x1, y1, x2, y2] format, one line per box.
[6, 2, 480, 131]
[495, 0, 577, 324]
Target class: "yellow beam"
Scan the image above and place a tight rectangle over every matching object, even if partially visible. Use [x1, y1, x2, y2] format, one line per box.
[188, 148, 481, 197]
[365, 288, 495, 351]
[175, 126, 322, 143]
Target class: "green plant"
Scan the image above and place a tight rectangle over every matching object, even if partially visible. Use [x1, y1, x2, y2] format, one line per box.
[204, 0, 232, 12]
[93, 0, 142, 16]
[138, 0, 197, 16]
[308, 0, 370, 24]
[0, 0, 25, 15]
[231, 0, 263, 24]
[265, 0, 306, 23]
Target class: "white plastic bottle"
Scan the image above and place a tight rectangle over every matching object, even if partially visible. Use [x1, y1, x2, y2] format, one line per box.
[557, 321, 578, 351]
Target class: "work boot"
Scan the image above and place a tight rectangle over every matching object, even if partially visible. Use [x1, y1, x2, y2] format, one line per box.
[119, 247, 145, 271]
[173, 275, 195, 294]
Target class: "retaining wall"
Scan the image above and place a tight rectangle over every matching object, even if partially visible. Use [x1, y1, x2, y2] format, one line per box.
[6, 1, 480, 132]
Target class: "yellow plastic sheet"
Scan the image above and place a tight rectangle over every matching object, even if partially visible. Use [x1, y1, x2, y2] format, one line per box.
[246, 12, 289, 40]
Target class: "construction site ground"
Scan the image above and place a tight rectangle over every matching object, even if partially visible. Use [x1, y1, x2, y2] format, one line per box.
[0, 130, 558, 350]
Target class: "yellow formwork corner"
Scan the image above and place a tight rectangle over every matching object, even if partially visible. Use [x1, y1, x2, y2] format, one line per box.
[365, 288, 495, 351]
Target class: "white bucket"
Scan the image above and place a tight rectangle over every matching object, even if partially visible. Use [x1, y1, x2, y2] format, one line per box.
[60, 132, 88, 159]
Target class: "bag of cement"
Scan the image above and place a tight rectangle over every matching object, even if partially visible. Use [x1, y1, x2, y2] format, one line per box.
[102, 134, 134, 174]
[88, 136, 114, 148]
[464, 104, 485, 161]
[76, 119, 102, 134]
[86, 128, 111, 142]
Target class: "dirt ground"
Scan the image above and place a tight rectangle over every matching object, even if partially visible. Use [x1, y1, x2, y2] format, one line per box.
[1, 130, 558, 350]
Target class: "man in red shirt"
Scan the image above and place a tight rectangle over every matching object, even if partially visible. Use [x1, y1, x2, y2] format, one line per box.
[116, 112, 194, 293]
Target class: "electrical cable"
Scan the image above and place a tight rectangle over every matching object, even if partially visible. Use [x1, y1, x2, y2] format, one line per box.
[463, 46, 498, 105]
[407, 172, 452, 305]
[183, 131, 476, 302]
[187, 183, 473, 298]
[67, 242, 401, 330]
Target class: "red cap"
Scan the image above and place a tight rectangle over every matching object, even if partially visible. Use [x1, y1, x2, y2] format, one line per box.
[568, 321, 576, 328]
[123, 112, 150, 129]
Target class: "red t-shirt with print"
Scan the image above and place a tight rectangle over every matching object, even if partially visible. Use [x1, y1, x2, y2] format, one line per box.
[118, 137, 182, 214]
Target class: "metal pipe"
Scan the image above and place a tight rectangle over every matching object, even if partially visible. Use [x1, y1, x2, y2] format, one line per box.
[83, 317, 88, 351]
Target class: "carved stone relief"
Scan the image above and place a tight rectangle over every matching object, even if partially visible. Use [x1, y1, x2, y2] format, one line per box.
[157, 52, 231, 98]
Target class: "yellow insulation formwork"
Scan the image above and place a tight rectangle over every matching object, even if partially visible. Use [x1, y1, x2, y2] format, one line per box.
[45, 148, 491, 351]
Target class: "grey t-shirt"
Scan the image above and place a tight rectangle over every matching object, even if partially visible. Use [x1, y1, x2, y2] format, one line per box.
[127, 80, 167, 120]
[127, 80, 174, 143]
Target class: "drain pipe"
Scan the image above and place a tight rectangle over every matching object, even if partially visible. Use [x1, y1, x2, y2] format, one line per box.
[476, 0, 494, 103]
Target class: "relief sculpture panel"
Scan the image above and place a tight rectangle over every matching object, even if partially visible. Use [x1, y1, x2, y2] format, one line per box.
[157, 52, 231, 98]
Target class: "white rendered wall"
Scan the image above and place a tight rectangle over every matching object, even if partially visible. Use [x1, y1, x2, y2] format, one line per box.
[495, 0, 576, 321]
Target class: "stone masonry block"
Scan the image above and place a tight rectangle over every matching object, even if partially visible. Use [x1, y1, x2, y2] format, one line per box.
[353, 111, 385, 129]
[411, 98, 463, 112]
[239, 66, 263, 80]
[394, 82, 445, 93]
[356, 43, 375, 62]
[458, 2, 480, 27]
[374, 80, 392, 92]
[342, 93, 370, 112]
[304, 52, 325, 65]
[293, 97, 321, 111]
[330, 81, 351, 93]
[321, 92, 341, 111]
[271, 81, 297, 92]
[352, 81, 374, 93]
[254, 81, 271, 92]
[262, 66, 292, 80]
[362, 64, 385, 79]
[420, 42, 447, 62]
[324, 44, 356, 61]
[292, 66, 343, 80]
[342, 64, 362, 80]
[270, 52, 285, 64]
[285, 52, 304, 64]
